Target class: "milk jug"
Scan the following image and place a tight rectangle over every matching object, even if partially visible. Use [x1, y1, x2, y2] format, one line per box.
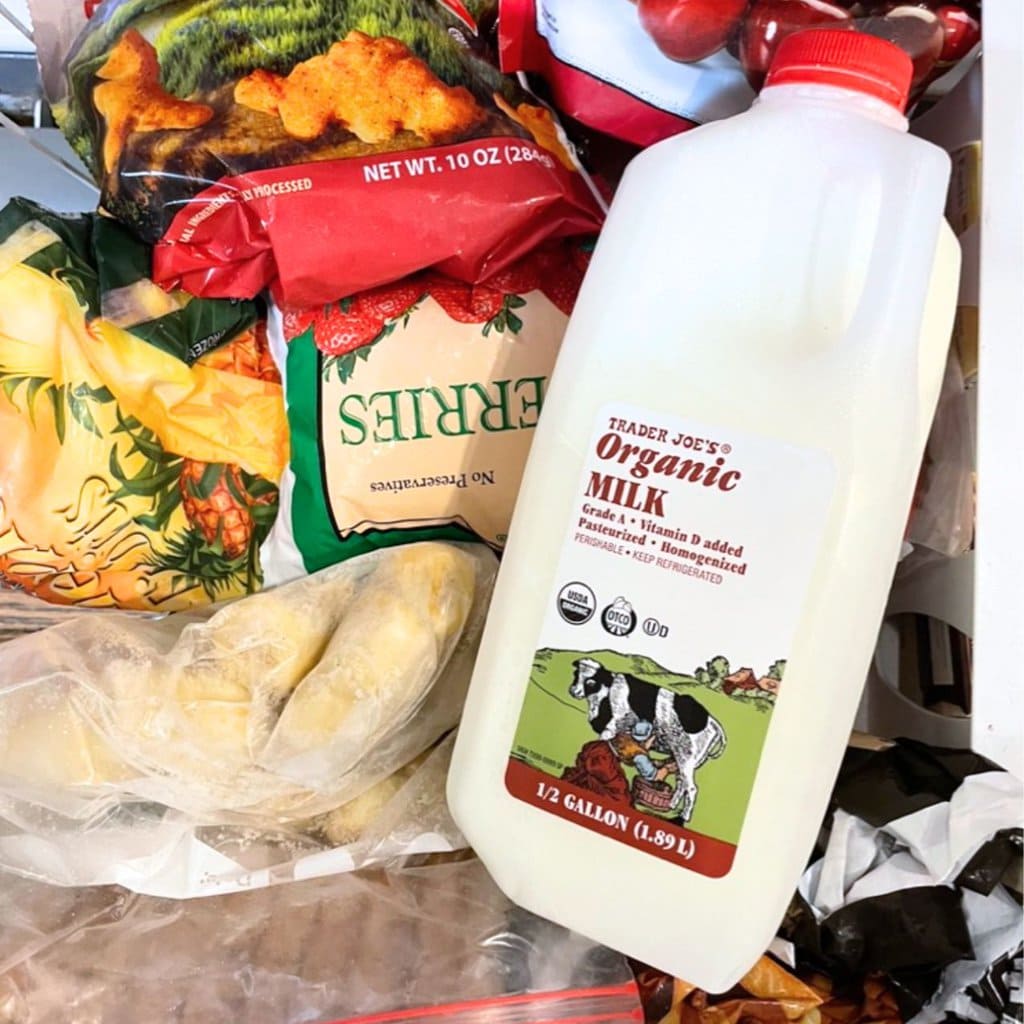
[448, 29, 960, 991]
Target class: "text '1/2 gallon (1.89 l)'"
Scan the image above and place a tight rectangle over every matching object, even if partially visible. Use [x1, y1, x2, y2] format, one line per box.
[448, 29, 960, 993]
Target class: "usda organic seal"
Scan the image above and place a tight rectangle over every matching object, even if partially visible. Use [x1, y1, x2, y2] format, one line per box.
[556, 582, 596, 625]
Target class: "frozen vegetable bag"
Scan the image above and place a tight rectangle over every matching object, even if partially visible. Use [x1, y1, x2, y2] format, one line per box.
[58, 0, 604, 308]
[0, 199, 286, 610]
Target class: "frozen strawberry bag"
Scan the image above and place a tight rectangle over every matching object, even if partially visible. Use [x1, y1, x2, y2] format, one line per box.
[58, 0, 603, 308]
[263, 240, 590, 577]
[501, 0, 981, 147]
[0, 199, 286, 611]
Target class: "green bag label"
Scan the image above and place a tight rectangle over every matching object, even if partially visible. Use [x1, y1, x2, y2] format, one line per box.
[506, 403, 834, 877]
[283, 282, 569, 573]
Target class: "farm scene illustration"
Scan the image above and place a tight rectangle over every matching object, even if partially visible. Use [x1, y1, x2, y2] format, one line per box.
[511, 648, 784, 842]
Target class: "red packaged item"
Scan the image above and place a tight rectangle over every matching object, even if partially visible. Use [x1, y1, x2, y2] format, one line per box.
[499, 0, 981, 147]
[58, 0, 604, 308]
[499, 0, 752, 147]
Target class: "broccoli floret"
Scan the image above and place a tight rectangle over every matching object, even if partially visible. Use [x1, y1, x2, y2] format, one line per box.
[768, 659, 786, 681]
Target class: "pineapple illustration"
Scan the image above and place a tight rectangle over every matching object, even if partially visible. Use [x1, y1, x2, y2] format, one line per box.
[172, 326, 280, 570]
[108, 413, 278, 600]
[107, 324, 281, 598]
[199, 323, 280, 383]
[0, 228, 283, 609]
[179, 458, 273, 561]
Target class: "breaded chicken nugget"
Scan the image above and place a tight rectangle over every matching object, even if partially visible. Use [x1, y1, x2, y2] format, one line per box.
[234, 31, 484, 145]
[94, 30, 213, 172]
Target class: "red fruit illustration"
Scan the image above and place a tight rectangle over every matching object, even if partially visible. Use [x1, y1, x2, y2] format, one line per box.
[541, 265, 585, 316]
[350, 281, 425, 322]
[934, 5, 980, 64]
[426, 276, 477, 322]
[282, 307, 318, 341]
[467, 285, 506, 322]
[313, 305, 384, 356]
[487, 257, 543, 296]
[739, 0, 851, 89]
[569, 244, 594, 277]
[638, 0, 749, 63]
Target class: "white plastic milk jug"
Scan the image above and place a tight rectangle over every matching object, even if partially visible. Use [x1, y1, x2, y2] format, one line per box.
[449, 29, 960, 992]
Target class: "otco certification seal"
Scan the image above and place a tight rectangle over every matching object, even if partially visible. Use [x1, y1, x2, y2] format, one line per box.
[601, 597, 637, 637]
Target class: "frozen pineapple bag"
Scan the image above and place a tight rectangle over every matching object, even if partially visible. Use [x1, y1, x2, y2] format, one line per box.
[0, 199, 287, 610]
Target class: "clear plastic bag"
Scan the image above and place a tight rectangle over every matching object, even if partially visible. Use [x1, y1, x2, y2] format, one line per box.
[0, 857, 643, 1024]
[0, 542, 496, 895]
[907, 349, 975, 557]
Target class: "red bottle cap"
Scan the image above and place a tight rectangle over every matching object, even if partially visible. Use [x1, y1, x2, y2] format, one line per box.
[764, 29, 913, 113]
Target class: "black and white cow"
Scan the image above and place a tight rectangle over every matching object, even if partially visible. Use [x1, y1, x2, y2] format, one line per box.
[569, 657, 726, 823]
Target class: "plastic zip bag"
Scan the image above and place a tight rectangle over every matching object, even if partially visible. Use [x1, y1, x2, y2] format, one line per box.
[0, 857, 644, 1024]
[323, 987, 644, 1024]
[0, 542, 497, 895]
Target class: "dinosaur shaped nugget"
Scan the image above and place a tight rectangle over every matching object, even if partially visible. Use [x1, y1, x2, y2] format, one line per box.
[94, 30, 213, 172]
[234, 31, 484, 145]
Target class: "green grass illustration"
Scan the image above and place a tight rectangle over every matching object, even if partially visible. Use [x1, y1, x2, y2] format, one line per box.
[512, 648, 775, 846]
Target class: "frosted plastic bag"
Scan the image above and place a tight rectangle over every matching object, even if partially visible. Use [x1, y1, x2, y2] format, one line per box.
[907, 349, 975, 557]
[0, 542, 497, 895]
[0, 857, 643, 1024]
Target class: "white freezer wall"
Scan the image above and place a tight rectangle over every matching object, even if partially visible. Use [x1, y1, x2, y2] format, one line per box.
[975, 0, 1024, 777]
[0, 0, 31, 51]
[0, 130, 98, 211]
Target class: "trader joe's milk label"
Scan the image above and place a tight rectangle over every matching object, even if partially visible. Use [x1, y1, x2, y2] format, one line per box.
[506, 402, 835, 877]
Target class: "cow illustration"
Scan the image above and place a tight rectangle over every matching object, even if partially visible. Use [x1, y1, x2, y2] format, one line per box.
[569, 657, 726, 823]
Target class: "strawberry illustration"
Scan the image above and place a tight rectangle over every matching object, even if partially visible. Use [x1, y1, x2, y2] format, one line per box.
[423, 273, 528, 335]
[282, 307, 318, 341]
[540, 262, 585, 316]
[425, 276, 477, 323]
[487, 257, 543, 297]
[313, 305, 385, 356]
[570, 242, 594, 277]
[467, 285, 506, 322]
[351, 281, 425, 322]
